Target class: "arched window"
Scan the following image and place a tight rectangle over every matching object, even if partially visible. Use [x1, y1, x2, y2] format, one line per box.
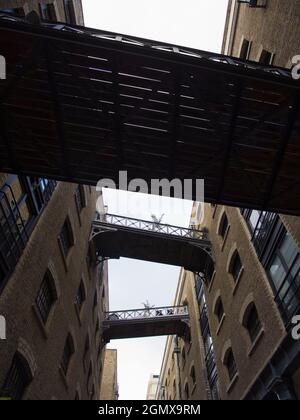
[219, 213, 229, 239]
[61, 334, 75, 375]
[224, 349, 237, 381]
[59, 217, 74, 257]
[229, 251, 243, 282]
[214, 297, 225, 323]
[1, 353, 33, 400]
[244, 304, 262, 342]
[36, 270, 58, 324]
[190, 366, 196, 385]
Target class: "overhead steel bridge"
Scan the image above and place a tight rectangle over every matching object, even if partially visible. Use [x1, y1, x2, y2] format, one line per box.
[102, 305, 190, 343]
[0, 15, 300, 214]
[90, 213, 214, 274]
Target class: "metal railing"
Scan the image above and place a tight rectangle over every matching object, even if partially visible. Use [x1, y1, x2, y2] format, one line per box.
[0, 185, 30, 286]
[94, 213, 209, 242]
[0, 178, 57, 290]
[104, 306, 188, 321]
[0, 13, 293, 82]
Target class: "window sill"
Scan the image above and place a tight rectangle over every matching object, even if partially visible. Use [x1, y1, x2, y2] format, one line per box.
[247, 328, 265, 358]
[226, 373, 239, 394]
[216, 314, 226, 336]
[191, 383, 197, 396]
[232, 268, 244, 296]
[207, 271, 216, 293]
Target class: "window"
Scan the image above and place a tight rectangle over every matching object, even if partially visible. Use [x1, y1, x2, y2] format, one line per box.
[184, 383, 189, 400]
[36, 271, 57, 323]
[219, 213, 229, 239]
[64, 0, 76, 24]
[75, 280, 86, 311]
[59, 218, 73, 257]
[224, 349, 237, 381]
[245, 305, 262, 342]
[259, 49, 274, 65]
[268, 233, 300, 321]
[241, 210, 279, 262]
[215, 298, 224, 323]
[61, 334, 75, 375]
[1, 354, 32, 400]
[28, 177, 56, 213]
[39, 3, 57, 21]
[240, 39, 251, 60]
[75, 185, 85, 214]
[190, 366, 196, 385]
[229, 251, 243, 282]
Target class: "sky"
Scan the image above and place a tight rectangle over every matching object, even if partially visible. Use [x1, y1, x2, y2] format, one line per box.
[82, 0, 229, 400]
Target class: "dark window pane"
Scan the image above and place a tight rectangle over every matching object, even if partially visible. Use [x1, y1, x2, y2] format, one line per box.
[240, 39, 251, 60]
[231, 252, 242, 281]
[246, 306, 262, 342]
[269, 233, 300, 321]
[60, 220, 73, 257]
[75, 281, 85, 310]
[1, 354, 31, 400]
[259, 50, 274, 65]
[215, 299, 224, 322]
[64, 0, 76, 24]
[39, 3, 57, 21]
[219, 214, 229, 238]
[75, 186, 85, 213]
[61, 335, 74, 375]
[226, 350, 237, 381]
[36, 272, 56, 323]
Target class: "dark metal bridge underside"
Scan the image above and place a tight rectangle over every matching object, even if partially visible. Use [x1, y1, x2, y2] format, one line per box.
[102, 306, 190, 343]
[0, 16, 300, 214]
[90, 213, 213, 273]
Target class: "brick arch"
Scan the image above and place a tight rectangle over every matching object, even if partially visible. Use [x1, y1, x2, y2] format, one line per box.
[17, 337, 37, 379]
[226, 243, 238, 273]
[239, 293, 255, 326]
[221, 339, 232, 365]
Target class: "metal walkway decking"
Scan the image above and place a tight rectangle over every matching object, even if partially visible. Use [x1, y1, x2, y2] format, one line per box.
[90, 213, 214, 274]
[0, 15, 300, 214]
[102, 306, 190, 343]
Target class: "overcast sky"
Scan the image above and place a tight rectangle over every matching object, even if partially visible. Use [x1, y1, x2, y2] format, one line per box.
[82, 0, 229, 400]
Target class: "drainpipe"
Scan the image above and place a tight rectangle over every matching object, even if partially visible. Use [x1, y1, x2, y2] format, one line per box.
[173, 336, 182, 400]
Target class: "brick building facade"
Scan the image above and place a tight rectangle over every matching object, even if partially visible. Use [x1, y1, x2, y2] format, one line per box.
[158, 1, 300, 401]
[99, 349, 119, 401]
[0, 2, 111, 401]
[0, 0, 84, 25]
